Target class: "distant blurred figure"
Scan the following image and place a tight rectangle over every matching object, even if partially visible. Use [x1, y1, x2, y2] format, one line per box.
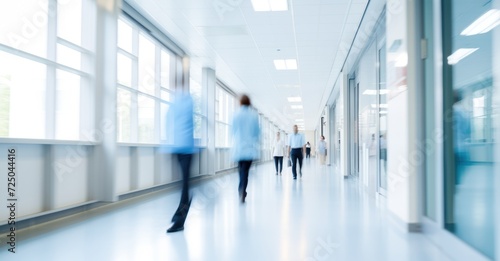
[305, 142, 311, 159]
[166, 90, 195, 233]
[379, 133, 387, 172]
[318, 135, 327, 165]
[453, 91, 471, 184]
[232, 94, 260, 203]
[288, 125, 306, 179]
[272, 132, 286, 175]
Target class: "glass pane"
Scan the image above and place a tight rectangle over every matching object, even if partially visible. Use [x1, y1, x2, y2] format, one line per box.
[55, 70, 80, 140]
[0, 51, 46, 138]
[117, 53, 132, 87]
[161, 89, 171, 102]
[216, 122, 224, 147]
[423, 0, 436, 221]
[160, 102, 169, 142]
[57, 44, 81, 70]
[138, 95, 154, 143]
[0, 1, 48, 58]
[138, 34, 155, 95]
[161, 50, 171, 88]
[117, 89, 131, 142]
[117, 18, 133, 53]
[444, 1, 496, 258]
[379, 43, 387, 192]
[57, 0, 82, 45]
[190, 78, 203, 115]
[194, 114, 202, 140]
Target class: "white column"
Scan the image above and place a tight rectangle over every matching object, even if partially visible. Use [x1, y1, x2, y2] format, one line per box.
[204, 67, 216, 175]
[386, 0, 423, 231]
[89, 0, 121, 202]
[341, 72, 349, 178]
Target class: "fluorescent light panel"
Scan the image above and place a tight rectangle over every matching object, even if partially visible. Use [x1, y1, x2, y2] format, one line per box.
[273, 59, 297, 70]
[295, 119, 304, 122]
[461, 9, 500, 36]
[273, 60, 286, 70]
[447, 48, 479, 65]
[285, 59, 297, 69]
[287, 97, 302, 102]
[251, 0, 288, 12]
[291, 105, 303, 109]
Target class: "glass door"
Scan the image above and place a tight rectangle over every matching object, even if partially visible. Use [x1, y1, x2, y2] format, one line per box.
[442, 0, 496, 258]
[349, 76, 360, 177]
[378, 42, 388, 194]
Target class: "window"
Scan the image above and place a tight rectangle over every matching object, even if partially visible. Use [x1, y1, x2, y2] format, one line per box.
[215, 84, 236, 147]
[190, 78, 205, 144]
[0, 0, 94, 140]
[116, 16, 179, 144]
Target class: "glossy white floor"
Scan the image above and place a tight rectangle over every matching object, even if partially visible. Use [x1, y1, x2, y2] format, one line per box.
[0, 159, 452, 261]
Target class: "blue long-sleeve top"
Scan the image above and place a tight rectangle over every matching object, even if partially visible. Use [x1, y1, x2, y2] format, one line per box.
[166, 92, 195, 154]
[231, 105, 261, 161]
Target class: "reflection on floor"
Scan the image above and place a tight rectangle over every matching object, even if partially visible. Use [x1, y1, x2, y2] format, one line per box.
[0, 159, 451, 261]
[450, 163, 494, 258]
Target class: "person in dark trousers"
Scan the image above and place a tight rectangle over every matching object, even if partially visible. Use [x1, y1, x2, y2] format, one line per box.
[165, 90, 195, 233]
[305, 142, 311, 159]
[272, 131, 286, 175]
[231, 94, 260, 203]
[288, 125, 306, 179]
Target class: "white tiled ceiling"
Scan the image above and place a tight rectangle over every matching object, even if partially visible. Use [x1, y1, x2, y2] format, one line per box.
[128, 0, 370, 131]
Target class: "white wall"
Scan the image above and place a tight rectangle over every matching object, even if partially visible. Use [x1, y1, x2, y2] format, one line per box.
[53, 145, 89, 209]
[0, 145, 45, 221]
[385, 0, 421, 225]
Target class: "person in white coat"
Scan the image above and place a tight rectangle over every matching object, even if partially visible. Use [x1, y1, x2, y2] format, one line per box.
[272, 132, 286, 175]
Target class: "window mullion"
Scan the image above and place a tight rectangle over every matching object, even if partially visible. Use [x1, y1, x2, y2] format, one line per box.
[46, 0, 58, 139]
[130, 26, 139, 143]
[154, 45, 161, 143]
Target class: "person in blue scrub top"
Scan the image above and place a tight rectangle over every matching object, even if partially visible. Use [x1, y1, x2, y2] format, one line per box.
[165, 90, 196, 233]
[231, 94, 260, 203]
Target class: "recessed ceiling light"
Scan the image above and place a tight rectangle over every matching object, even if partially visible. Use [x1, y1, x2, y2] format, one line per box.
[273, 59, 286, 70]
[251, 0, 288, 12]
[295, 119, 304, 122]
[461, 9, 500, 36]
[287, 97, 302, 102]
[447, 48, 479, 65]
[274, 59, 297, 70]
[285, 59, 297, 69]
[291, 105, 303, 109]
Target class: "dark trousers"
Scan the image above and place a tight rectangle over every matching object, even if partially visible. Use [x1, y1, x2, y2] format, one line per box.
[306, 148, 311, 158]
[172, 154, 192, 226]
[274, 156, 283, 173]
[291, 148, 303, 178]
[238, 160, 252, 197]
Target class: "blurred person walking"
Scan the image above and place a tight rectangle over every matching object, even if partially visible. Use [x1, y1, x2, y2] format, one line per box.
[232, 94, 260, 203]
[272, 132, 286, 175]
[288, 125, 306, 179]
[165, 90, 196, 233]
[318, 136, 327, 165]
[305, 142, 311, 159]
